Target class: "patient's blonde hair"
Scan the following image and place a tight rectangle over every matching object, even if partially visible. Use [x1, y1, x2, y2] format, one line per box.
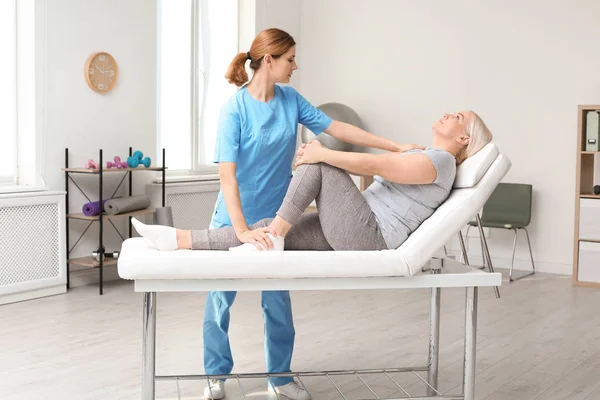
[456, 111, 493, 165]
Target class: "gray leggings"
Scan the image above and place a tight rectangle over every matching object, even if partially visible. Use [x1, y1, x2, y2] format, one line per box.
[191, 163, 388, 251]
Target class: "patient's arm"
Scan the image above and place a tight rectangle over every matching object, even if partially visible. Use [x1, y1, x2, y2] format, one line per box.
[370, 152, 437, 184]
[297, 141, 436, 185]
[325, 120, 423, 153]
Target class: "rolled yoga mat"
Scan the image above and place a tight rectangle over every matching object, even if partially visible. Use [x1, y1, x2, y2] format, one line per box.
[82, 200, 108, 216]
[153, 207, 174, 227]
[104, 195, 151, 215]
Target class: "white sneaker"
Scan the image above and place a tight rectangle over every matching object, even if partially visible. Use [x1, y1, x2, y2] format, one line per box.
[204, 379, 225, 399]
[268, 381, 311, 400]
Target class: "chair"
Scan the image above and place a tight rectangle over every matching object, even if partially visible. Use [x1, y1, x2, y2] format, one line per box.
[464, 183, 535, 282]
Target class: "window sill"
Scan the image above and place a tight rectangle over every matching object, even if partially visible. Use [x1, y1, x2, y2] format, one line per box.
[0, 187, 66, 200]
[152, 174, 220, 184]
[0, 185, 49, 195]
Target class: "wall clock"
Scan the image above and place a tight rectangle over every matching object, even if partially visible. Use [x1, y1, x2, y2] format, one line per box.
[84, 52, 118, 93]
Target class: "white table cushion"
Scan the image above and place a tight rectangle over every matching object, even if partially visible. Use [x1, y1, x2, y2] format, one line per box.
[118, 145, 511, 280]
[454, 142, 499, 189]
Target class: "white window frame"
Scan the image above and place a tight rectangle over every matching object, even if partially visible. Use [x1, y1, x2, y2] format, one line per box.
[157, 0, 240, 181]
[0, 1, 19, 186]
[0, 0, 46, 192]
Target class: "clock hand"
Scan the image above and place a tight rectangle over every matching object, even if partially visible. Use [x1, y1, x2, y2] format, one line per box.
[95, 64, 104, 74]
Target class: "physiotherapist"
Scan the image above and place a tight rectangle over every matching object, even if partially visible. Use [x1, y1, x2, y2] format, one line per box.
[203, 28, 417, 400]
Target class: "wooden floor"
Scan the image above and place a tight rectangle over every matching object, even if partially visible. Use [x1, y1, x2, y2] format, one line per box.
[1, 269, 600, 400]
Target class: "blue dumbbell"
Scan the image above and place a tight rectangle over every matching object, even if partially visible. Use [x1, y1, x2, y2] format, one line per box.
[128, 151, 152, 168]
[127, 156, 140, 168]
[140, 157, 151, 167]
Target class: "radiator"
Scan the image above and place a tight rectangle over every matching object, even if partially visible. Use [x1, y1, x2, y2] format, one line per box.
[0, 190, 67, 304]
[146, 180, 220, 230]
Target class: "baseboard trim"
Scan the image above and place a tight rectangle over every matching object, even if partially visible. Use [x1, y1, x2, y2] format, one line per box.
[69, 265, 123, 288]
[445, 250, 571, 276]
[0, 285, 66, 305]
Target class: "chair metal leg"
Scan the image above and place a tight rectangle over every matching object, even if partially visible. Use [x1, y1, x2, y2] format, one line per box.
[476, 215, 500, 299]
[509, 228, 518, 282]
[509, 228, 536, 282]
[143, 292, 157, 400]
[524, 227, 536, 273]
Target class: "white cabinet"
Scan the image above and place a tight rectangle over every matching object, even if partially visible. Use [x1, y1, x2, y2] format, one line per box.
[579, 199, 600, 240]
[578, 241, 600, 283]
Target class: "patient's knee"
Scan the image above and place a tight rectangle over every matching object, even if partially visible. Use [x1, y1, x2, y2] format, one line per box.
[319, 162, 346, 175]
[252, 218, 273, 229]
[297, 162, 343, 177]
[295, 163, 319, 173]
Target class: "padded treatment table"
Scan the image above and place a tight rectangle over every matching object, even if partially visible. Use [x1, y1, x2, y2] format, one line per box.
[118, 143, 511, 400]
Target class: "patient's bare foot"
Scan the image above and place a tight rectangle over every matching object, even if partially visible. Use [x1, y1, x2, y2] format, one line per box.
[269, 216, 292, 238]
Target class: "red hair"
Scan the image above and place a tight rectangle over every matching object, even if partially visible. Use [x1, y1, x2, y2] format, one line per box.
[225, 28, 296, 87]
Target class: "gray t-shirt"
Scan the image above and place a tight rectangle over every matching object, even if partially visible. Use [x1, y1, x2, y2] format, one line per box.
[363, 148, 457, 249]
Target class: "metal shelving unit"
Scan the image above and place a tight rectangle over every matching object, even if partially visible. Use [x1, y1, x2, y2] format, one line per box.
[63, 147, 166, 294]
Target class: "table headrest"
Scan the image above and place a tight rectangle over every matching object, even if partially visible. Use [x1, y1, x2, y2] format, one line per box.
[453, 142, 499, 188]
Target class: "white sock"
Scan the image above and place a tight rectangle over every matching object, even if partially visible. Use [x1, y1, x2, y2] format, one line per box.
[131, 217, 178, 251]
[229, 233, 285, 252]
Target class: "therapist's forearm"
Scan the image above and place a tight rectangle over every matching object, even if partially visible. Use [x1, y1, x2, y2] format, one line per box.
[330, 121, 401, 152]
[319, 148, 381, 177]
[221, 180, 249, 235]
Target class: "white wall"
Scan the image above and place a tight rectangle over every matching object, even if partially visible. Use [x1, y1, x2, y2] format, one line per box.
[255, 0, 303, 90]
[295, 0, 600, 275]
[42, 0, 591, 277]
[41, 0, 293, 280]
[44, 0, 157, 262]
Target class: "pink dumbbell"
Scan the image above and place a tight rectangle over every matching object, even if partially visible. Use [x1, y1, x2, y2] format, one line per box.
[106, 156, 128, 169]
[85, 159, 100, 169]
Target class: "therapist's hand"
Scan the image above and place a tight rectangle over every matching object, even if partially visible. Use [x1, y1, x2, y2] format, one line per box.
[237, 227, 278, 250]
[295, 140, 327, 167]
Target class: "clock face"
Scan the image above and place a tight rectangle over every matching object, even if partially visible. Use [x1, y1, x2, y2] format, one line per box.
[85, 52, 118, 93]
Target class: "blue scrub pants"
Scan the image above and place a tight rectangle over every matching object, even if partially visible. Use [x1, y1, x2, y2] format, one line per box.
[204, 221, 295, 387]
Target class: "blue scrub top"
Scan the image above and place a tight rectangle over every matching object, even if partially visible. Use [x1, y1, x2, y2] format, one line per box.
[212, 85, 332, 227]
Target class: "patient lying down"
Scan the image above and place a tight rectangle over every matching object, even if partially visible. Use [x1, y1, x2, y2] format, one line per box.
[133, 111, 492, 252]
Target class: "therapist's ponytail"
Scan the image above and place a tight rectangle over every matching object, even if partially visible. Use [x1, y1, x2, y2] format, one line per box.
[225, 28, 296, 87]
[225, 52, 251, 87]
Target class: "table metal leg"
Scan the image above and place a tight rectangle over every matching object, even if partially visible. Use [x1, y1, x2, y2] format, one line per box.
[143, 292, 157, 400]
[427, 285, 441, 396]
[463, 287, 478, 400]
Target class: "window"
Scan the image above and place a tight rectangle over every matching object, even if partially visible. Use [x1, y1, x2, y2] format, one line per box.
[0, 1, 18, 185]
[157, 0, 239, 175]
[0, 0, 39, 188]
